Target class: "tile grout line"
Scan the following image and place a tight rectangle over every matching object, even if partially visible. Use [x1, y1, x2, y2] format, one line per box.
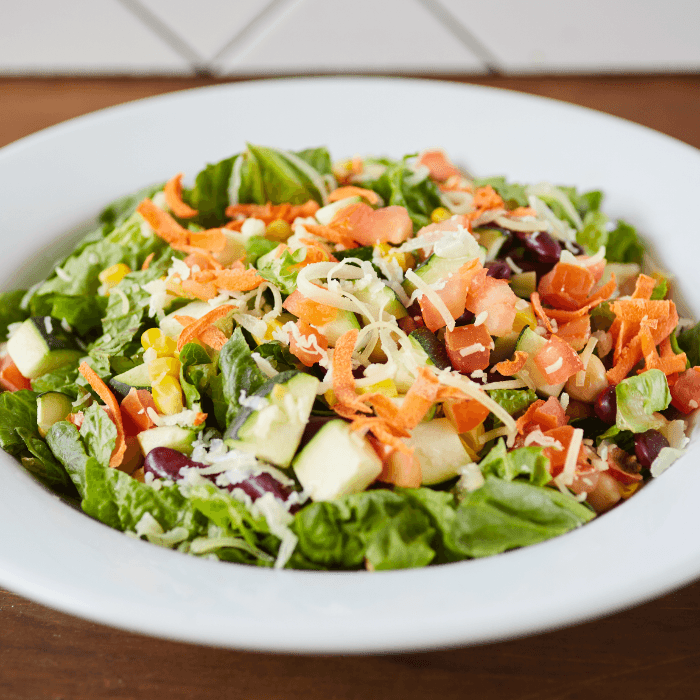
[115, 0, 210, 74]
[416, 0, 503, 75]
[208, 0, 301, 69]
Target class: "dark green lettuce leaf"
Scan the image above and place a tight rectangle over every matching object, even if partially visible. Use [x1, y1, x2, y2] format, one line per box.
[30, 363, 83, 399]
[179, 342, 216, 411]
[0, 290, 29, 341]
[255, 245, 305, 295]
[48, 294, 108, 336]
[244, 236, 278, 266]
[254, 341, 297, 372]
[677, 322, 700, 367]
[184, 155, 239, 228]
[218, 328, 267, 427]
[448, 476, 594, 558]
[292, 489, 437, 570]
[0, 390, 39, 456]
[16, 426, 74, 492]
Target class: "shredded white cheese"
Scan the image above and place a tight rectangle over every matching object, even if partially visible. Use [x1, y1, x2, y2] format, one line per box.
[405, 269, 455, 332]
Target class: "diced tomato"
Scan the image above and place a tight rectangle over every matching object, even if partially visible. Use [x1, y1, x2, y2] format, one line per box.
[283, 289, 337, 326]
[0, 355, 31, 392]
[465, 270, 517, 337]
[443, 398, 490, 433]
[416, 149, 462, 182]
[538, 262, 595, 310]
[418, 269, 470, 332]
[516, 396, 568, 435]
[542, 425, 577, 475]
[556, 314, 591, 352]
[67, 412, 84, 429]
[289, 320, 328, 367]
[120, 388, 158, 435]
[444, 324, 492, 374]
[533, 335, 585, 384]
[670, 367, 700, 414]
[331, 202, 413, 246]
[568, 463, 601, 496]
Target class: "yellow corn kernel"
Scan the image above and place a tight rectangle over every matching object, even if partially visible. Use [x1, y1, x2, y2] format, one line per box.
[430, 207, 451, 223]
[324, 389, 337, 407]
[148, 357, 181, 384]
[358, 378, 398, 398]
[376, 242, 414, 272]
[141, 328, 178, 357]
[513, 305, 537, 334]
[253, 318, 285, 345]
[265, 219, 293, 242]
[98, 263, 131, 290]
[152, 375, 184, 415]
[620, 482, 641, 500]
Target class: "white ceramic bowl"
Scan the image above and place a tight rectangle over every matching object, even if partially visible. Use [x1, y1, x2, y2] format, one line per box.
[1, 78, 699, 653]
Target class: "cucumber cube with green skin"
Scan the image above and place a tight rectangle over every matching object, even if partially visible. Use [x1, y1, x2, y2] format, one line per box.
[109, 363, 151, 398]
[224, 370, 319, 469]
[314, 309, 360, 346]
[137, 425, 197, 457]
[7, 317, 82, 379]
[347, 280, 407, 320]
[405, 418, 471, 485]
[514, 327, 566, 398]
[402, 253, 479, 296]
[36, 392, 73, 438]
[292, 420, 382, 501]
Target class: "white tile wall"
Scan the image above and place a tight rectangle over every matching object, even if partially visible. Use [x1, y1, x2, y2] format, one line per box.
[0, 0, 699, 75]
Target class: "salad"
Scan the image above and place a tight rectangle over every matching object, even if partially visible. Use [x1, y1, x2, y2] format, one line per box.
[1, 144, 699, 572]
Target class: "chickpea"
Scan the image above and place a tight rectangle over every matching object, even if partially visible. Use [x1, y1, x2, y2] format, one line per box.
[565, 354, 608, 403]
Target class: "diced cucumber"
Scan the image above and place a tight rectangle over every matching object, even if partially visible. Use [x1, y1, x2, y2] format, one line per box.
[409, 327, 450, 370]
[315, 309, 361, 346]
[513, 327, 565, 398]
[347, 280, 407, 320]
[224, 370, 319, 468]
[292, 419, 382, 501]
[509, 271, 537, 299]
[402, 253, 476, 296]
[491, 331, 519, 364]
[109, 363, 151, 398]
[394, 336, 434, 394]
[137, 425, 197, 457]
[7, 317, 81, 379]
[36, 392, 73, 438]
[475, 228, 508, 261]
[315, 196, 362, 225]
[405, 418, 471, 485]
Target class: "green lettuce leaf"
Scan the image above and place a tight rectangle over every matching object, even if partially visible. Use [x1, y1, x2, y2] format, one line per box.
[0, 390, 39, 456]
[650, 277, 668, 300]
[30, 363, 83, 399]
[0, 290, 29, 341]
[79, 403, 117, 468]
[576, 210, 609, 255]
[254, 341, 297, 372]
[605, 220, 644, 264]
[677, 322, 700, 367]
[487, 388, 537, 427]
[255, 245, 306, 295]
[615, 369, 671, 433]
[179, 342, 216, 411]
[48, 294, 108, 336]
[477, 440, 551, 487]
[218, 328, 267, 427]
[292, 489, 437, 570]
[184, 155, 239, 228]
[244, 236, 278, 266]
[448, 476, 594, 558]
[472, 176, 528, 209]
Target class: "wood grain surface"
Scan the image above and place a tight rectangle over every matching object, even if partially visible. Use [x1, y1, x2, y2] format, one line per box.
[1, 74, 699, 700]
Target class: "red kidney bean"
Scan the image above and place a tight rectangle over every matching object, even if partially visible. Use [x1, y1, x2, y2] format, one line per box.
[485, 261, 512, 280]
[634, 430, 670, 469]
[594, 386, 617, 425]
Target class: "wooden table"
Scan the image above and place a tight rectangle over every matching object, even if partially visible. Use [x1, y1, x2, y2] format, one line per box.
[2, 74, 700, 700]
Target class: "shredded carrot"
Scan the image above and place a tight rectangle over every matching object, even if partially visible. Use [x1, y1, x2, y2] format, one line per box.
[531, 292, 555, 333]
[188, 229, 227, 252]
[199, 325, 229, 351]
[183, 252, 223, 271]
[508, 207, 537, 217]
[141, 252, 155, 271]
[178, 278, 219, 301]
[164, 173, 198, 219]
[467, 186, 504, 220]
[359, 393, 409, 433]
[120, 388, 158, 433]
[607, 302, 680, 384]
[78, 362, 126, 469]
[349, 416, 412, 455]
[494, 351, 528, 377]
[394, 368, 440, 430]
[225, 200, 319, 225]
[632, 274, 657, 299]
[208, 266, 265, 293]
[298, 221, 357, 248]
[176, 305, 235, 351]
[332, 329, 370, 414]
[328, 186, 380, 205]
